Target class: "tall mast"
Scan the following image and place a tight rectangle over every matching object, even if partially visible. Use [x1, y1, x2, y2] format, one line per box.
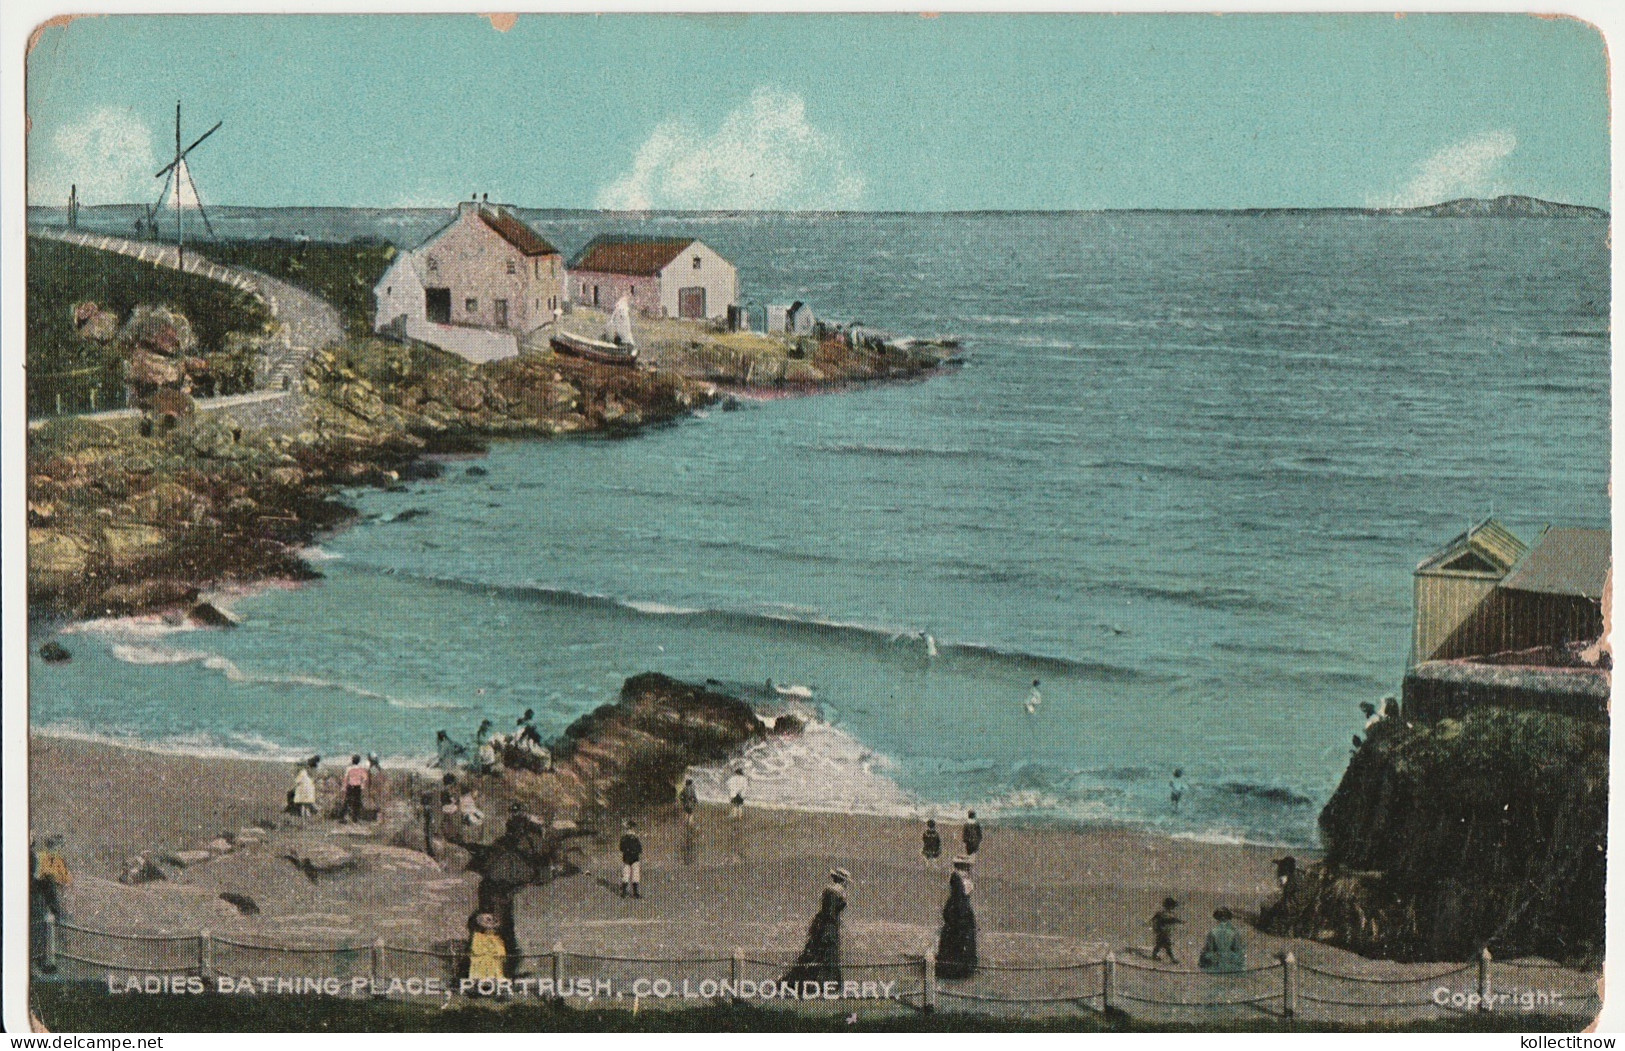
[175, 101, 184, 268]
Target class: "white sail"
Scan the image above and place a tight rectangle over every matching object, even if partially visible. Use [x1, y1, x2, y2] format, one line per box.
[171, 157, 204, 210]
[609, 295, 636, 348]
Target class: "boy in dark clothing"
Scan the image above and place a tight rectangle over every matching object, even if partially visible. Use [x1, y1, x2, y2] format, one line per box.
[1151, 897, 1183, 963]
[620, 820, 644, 898]
[962, 811, 983, 856]
[922, 819, 942, 862]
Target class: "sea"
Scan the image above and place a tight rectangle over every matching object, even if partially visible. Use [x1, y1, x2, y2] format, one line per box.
[27, 206, 1611, 846]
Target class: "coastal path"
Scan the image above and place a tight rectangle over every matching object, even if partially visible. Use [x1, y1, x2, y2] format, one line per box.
[28, 227, 344, 431]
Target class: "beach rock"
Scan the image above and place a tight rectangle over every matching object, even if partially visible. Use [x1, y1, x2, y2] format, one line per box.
[118, 305, 198, 357]
[148, 387, 197, 424]
[123, 481, 211, 525]
[291, 846, 355, 873]
[465, 465, 488, 477]
[38, 641, 72, 664]
[73, 301, 120, 343]
[207, 837, 235, 854]
[29, 530, 93, 584]
[97, 580, 200, 615]
[164, 850, 213, 868]
[127, 348, 188, 389]
[235, 828, 267, 843]
[119, 854, 168, 885]
[189, 602, 239, 629]
[219, 892, 260, 916]
[100, 524, 170, 569]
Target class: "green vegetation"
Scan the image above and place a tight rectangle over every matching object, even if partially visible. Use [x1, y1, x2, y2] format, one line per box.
[26, 237, 271, 418]
[29, 985, 1597, 1033]
[199, 238, 397, 337]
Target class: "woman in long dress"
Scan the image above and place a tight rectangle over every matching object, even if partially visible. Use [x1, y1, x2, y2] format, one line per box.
[935, 856, 978, 979]
[467, 913, 506, 983]
[783, 868, 849, 986]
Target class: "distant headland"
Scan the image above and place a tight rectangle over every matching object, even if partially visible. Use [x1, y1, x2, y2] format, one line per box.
[1372, 195, 1607, 218]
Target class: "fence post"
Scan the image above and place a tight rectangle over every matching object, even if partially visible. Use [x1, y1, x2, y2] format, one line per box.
[730, 948, 743, 1003]
[1280, 951, 1297, 1019]
[43, 914, 58, 973]
[198, 929, 213, 982]
[1477, 947, 1492, 1012]
[371, 937, 386, 995]
[552, 941, 565, 999]
[1102, 951, 1117, 1012]
[922, 952, 937, 1013]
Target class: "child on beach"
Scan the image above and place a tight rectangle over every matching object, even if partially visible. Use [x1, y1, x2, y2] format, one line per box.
[1150, 897, 1183, 963]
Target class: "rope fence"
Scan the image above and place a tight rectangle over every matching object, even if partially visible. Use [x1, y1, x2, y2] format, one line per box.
[35, 917, 1599, 1024]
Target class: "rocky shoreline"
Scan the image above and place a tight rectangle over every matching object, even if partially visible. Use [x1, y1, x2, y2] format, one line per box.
[27, 316, 949, 625]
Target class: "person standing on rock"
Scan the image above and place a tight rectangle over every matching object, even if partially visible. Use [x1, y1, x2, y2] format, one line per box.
[961, 811, 983, 857]
[935, 857, 978, 979]
[290, 764, 316, 819]
[619, 820, 644, 899]
[783, 868, 849, 987]
[341, 755, 369, 823]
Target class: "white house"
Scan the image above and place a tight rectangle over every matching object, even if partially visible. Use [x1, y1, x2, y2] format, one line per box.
[568, 236, 737, 320]
[373, 198, 565, 362]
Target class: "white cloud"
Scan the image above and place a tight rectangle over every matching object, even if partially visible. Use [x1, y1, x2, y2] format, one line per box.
[1375, 130, 1517, 209]
[596, 88, 864, 211]
[30, 108, 159, 206]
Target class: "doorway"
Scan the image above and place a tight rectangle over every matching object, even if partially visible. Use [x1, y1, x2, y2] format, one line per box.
[678, 287, 706, 319]
[425, 287, 451, 324]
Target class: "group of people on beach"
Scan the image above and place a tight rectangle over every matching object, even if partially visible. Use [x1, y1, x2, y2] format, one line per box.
[433, 710, 551, 777]
[285, 753, 384, 823]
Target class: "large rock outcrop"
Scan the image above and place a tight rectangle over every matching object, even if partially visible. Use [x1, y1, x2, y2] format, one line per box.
[1260, 707, 1607, 964]
[504, 672, 768, 822]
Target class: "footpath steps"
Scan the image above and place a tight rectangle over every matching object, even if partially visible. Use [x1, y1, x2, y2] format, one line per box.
[29, 227, 346, 430]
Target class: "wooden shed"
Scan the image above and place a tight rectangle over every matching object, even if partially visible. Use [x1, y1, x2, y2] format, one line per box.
[1410, 518, 1527, 664]
[1412, 521, 1610, 664]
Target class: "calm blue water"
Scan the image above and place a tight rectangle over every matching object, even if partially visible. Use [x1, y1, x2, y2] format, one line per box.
[30, 210, 1610, 845]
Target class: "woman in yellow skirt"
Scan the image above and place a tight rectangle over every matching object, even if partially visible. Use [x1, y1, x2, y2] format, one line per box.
[468, 913, 506, 982]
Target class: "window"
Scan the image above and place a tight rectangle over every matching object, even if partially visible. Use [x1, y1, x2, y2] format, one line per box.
[693, 256, 702, 269]
[466, 298, 478, 312]
[533, 259, 539, 278]
[507, 259, 517, 275]
[387, 286, 392, 296]
[427, 256, 438, 271]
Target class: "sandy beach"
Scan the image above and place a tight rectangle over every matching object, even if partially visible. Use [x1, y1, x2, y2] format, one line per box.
[31, 733, 1318, 965]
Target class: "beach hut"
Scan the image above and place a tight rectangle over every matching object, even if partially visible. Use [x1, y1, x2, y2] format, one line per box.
[568, 236, 738, 320]
[1410, 519, 1527, 664]
[767, 302, 816, 335]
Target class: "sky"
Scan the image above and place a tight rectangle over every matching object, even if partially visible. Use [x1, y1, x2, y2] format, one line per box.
[23, 13, 1611, 211]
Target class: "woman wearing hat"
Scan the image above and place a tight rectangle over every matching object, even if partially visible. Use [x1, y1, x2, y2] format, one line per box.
[1199, 907, 1246, 973]
[467, 913, 506, 982]
[784, 868, 849, 986]
[935, 856, 978, 979]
